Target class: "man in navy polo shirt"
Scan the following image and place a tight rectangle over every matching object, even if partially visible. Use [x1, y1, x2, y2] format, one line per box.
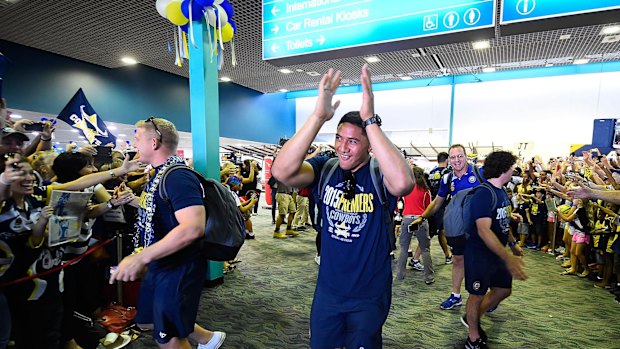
[413, 144, 483, 310]
[272, 64, 414, 348]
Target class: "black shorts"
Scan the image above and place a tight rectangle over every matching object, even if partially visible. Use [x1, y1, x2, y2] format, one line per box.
[464, 246, 512, 295]
[446, 235, 467, 256]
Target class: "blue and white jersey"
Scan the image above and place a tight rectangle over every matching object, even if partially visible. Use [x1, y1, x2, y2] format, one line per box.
[437, 163, 484, 198]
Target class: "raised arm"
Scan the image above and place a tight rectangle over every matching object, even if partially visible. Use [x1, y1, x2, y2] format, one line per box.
[357, 64, 413, 197]
[272, 68, 342, 188]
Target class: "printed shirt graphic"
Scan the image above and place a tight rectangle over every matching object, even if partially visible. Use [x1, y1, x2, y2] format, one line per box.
[437, 164, 484, 198]
[308, 156, 396, 298]
[467, 185, 512, 257]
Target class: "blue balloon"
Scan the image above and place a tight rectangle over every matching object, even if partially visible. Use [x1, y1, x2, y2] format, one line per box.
[195, 0, 214, 7]
[219, 0, 234, 19]
[180, 23, 189, 33]
[181, 0, 205, 21]
[229, 19, 237, 34]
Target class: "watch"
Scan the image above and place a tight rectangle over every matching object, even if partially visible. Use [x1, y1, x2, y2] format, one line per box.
[363, 114, 382, 128]
[106, 200, 114, 209]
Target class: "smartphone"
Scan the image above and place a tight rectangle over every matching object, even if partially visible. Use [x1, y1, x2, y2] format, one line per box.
[408, 222, 420, 233]
[125, 150, 137, 161]
[23, 122, 45, 132]
[94, 146, 113, 163]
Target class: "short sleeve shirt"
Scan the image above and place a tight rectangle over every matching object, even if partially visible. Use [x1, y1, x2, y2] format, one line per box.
[437, 164, 484, 198]
[307, 156, 397, 298]
[467, 184, 512, 256]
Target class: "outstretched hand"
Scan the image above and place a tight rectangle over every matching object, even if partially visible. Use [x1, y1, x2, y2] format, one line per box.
[567, 180, 593, 200]
[360, 63, 375, 120]
[313, 68, 342, 122]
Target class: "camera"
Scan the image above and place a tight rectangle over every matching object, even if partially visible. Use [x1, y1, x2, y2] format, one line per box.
[408, 222, 420, 233]
[94, 146, 113, 163]
[23, 122, 45, 132]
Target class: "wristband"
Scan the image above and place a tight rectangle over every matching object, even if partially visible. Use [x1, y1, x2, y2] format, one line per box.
[109, 170, 117, 179]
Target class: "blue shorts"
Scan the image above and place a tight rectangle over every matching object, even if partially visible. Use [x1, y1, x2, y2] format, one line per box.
[136, 259, 206, 344]
[447, 235, 467, 256]
[310, 287, 391, 349]
[464, 246, 512, 296]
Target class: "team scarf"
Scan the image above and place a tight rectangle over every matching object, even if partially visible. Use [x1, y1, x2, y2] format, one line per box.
[132, 154, 185, 251]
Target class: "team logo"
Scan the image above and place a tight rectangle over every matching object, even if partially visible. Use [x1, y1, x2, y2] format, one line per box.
[159, 332, 167, 339]
[473, 281, 481, 291]
[469, 175, 477, 183]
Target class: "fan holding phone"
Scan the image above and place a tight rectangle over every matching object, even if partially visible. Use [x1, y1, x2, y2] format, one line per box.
[395, 166, 435, 285]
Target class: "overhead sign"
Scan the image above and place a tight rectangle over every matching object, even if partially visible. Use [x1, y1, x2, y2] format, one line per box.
[263, 0, 496, 64]
[501, 0, 620, 24]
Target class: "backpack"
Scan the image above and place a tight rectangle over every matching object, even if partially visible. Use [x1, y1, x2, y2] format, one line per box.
[444, 182, 497, 239]
[318, 157, 396, 251]
[159, 164, 245, 261]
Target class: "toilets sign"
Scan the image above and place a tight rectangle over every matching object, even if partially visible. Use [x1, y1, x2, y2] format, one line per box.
[262, 0, 496, 63]
[501, 0, 620, 24]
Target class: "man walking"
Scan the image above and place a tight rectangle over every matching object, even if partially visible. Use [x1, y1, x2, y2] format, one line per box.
[462, 150, 527, 349]
[110, 117, 225, 349]
[272, 64, 414, 348]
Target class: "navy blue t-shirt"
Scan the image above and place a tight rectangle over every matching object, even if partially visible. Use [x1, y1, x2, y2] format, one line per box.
[307, 156, 397, 298]
[467, 184, 512, 253]
[138, 166, 204, 269]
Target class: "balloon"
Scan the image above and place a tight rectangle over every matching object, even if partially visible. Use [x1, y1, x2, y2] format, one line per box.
[195, 0, 214, 7]
[180, 23, 189, 33]
[228, 18, 237, 33]
[181, 0, 204, 20]
[156, 0, 176, 18]
[205, 6, 228, 27]
[213, 0, 224, 4]
[219, 0, 234, 19]
[166, 1, 189, 26]
[215, 23, 234, 43]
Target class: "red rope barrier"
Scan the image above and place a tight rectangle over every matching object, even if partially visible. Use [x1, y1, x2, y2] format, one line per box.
[0, 237, 115, 288]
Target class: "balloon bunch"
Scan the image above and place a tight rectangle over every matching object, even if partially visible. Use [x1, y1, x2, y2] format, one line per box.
[155, 0, 237, 68]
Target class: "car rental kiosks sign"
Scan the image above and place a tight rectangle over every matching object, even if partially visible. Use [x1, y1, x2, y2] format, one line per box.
[262, 0, 497, 65]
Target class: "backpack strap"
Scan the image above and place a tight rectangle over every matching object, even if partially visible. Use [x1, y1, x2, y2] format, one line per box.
[369, 157, 388, 206]
[479, 182, 498, 209]
[472, 165, 485, 184]
[158, 164, 206, 210]
[318, 158, 339, 200]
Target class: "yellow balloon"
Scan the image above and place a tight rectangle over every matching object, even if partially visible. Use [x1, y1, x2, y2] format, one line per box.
[215, 23, 234, 43]
[166, 1, 188, 26]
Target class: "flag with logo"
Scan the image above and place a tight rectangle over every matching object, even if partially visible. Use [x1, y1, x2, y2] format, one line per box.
[57, 88, 116, 146]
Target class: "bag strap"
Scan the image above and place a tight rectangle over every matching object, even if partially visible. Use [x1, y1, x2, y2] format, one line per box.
[369, 157, 388, 206]
[472, 165, 485, 184]
[159, 164, 206, 202]
[318, 158, 339, 200]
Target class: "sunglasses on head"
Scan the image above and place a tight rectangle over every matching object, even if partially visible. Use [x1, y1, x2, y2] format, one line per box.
[145, 117, 163, 143]
[343, 171, 356, 200]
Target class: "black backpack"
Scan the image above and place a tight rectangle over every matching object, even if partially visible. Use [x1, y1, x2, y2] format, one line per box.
[159, 164, 245, 261]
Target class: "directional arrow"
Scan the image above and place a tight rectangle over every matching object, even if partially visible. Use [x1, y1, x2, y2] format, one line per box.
[271, 24, 279, 35]
[271, 6, 280, 17]
[316, 35, 326, 45]
[271, 43, 280, 53]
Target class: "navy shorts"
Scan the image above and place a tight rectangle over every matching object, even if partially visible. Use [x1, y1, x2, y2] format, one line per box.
[464, 246, 512, 296]
[310, 287, 391, 349]
[136, 259, 206, 344]
[446, 235, 467, 256]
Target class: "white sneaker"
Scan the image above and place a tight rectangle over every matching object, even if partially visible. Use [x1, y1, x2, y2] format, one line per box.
[314, 255, 321, 265]
[197, 331, 226, 349]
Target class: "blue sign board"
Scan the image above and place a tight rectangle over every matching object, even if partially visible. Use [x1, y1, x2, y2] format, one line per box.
[263, 0, 496, 62]
[501, 0, 620, 24]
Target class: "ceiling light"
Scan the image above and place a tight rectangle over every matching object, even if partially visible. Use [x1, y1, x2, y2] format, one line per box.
[10, 114, 22, 119]
[411, 52, 421, 58]
[220, 76, 232, 82]
[71, 129, 79, 133]
[306, 71, 320, 76]
[121, 57, 138, 65]
[295, 69, 304, 72]
[363, 56, 381, 63]
[278, 89, 288, 93]
[573, 58, 590, 65]
[78, 136, 85, 139]
[482, 67, 496, 73]
[278, 68, 293, 74]
[400, 76, 412, 81]
[601, 26, 620, 35]
[118, 133, 127, 137]
[108, 125, 117, 130]
[32, 132, 39, 136]
[545, 63, 554, 67]
[559, 34, 571, 40]
[472, 40, 490, 50]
